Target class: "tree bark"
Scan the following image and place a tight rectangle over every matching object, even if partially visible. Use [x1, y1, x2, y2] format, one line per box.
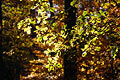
[64, 0, 77, 80]
[0, 1, 7, 80]
[0, 1, 3, 79]
[49, 0, 54, 17]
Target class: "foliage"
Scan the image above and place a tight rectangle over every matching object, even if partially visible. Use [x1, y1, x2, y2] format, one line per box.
[1, 0, 120, 79]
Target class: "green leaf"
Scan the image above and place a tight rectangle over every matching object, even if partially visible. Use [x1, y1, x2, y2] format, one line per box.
[48, 57, 52, 63]
[46, 64, 49, 68]
[43, 35, 48, 40]
[36, 26, 40, 30]
[116, 48, 118, 52]
[83, 11, 88, 16]
[82, 51, 87, 57]
[70, 0, 77, 6]
[60, 11, 64, 13]
[17, 36, 20, 38]
[117, 31, 120, 35]
[48, 66, 52, 71]
[24, 26, 32, 34]
[95, 47, 101, 51]
[50, 7, 55, 12]
[84, 44, 89, 50]
[99, 10, 102, 14]
[57, 63, 62, 68]
[113, 53, 116, 58]
[53, 23, 56, 26]
[92, 20, 95, 23]
[91, 37, 98, 42]
[37, 37, 42, 42]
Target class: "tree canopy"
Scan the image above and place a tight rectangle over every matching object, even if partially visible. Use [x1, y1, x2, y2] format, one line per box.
[1, 0, 120, 80]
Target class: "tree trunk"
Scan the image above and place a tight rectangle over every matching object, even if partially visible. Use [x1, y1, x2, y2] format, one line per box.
[0, 1, 7, 80]
[64, 0, 77, 80]
[49, 0, 54, 17]
[0, 1, 3, 79]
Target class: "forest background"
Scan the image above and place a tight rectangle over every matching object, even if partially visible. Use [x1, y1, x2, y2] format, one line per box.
[0, 0, 120, 80]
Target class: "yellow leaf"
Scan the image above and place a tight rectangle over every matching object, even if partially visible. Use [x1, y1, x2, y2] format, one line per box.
[43, 36, 48, 40]
[82, 51, 87, 57]
[81, 67, 85, 72]
[90, 52, 95, 54]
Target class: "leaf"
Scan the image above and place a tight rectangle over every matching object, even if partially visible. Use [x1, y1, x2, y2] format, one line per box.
[43, 27, 48, 31]
[37, 37, 42, 42]
[78, 16, 82, 21]
[42, 0, 49, 2]
[92, 20, 95, 23]
[46, 64, 49, 68]
[48, 66, 52, 71]
[117, 31, 120, 35]
[43, 20, 47, 24]
[24, 26, 32, 34]
[52, 23, 56, 26]
[50, 7, 55, 12]
[48, 57, 52, 62]
[43, 36, 47, 41]
[70, 1, 74, 6]
[83, 11, 88, 16]
[17, 36, 20, 38]
[60, 11, 64, 13]
[111, 1, 116, 6]
[90, 51, 95, 54]
[113, 53, 116, 58]
[70, 0, 77, 6]
[36, 26, 40, 30]
[57, 63, 62, 68]
[84, 44, 89, 50]
[82, 51, 87, 57]
[116, 48, 118, 52]
[95, 47, 101, 51]
[17, 20, 24, 29]
[92, 37, 98, 42]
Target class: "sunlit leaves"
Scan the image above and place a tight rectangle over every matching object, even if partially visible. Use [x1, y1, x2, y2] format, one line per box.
[70, 0, 77, 6]
[3, 49, 14, 56]
[24, 26, 32, 34]
[45, 56, 62, 71]
[60, 30, 67, 38]
[110, 46, 119, 58]
[83, 11, 88, 16]
[40, 27, 48, 32]
[82, 51, 87, 57]
[82, 44, 89, 51]
[3, 0, 120, 79]
[50, 7, 56, 13]
[17, 20, 24, 29]
[110, 1, 116, 6]
[37, 36, 43, 42]
[36, 26, 40, 30]
[43, 35, 48, 40]
[95, 47, 101, 51]
[52, 23, 56, 26]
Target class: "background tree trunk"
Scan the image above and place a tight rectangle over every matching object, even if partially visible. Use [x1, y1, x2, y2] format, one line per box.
[64, 0, 77, 80]
[0, 1, 7, 80]
[49, 0, 54, 17]
[0, 1, 4, 79]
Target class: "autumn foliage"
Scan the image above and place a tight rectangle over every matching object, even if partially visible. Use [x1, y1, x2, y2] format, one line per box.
[1, 0, 120, 80]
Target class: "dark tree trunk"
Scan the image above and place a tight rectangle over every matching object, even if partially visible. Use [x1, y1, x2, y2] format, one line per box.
[0, 1, 1, 25]
[49, 0, 54, 17]
[64, 0, 77, 80]
[64, 0, 76, 30]
[0, 1, 3, 79]
[0, 1, 6, 80]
